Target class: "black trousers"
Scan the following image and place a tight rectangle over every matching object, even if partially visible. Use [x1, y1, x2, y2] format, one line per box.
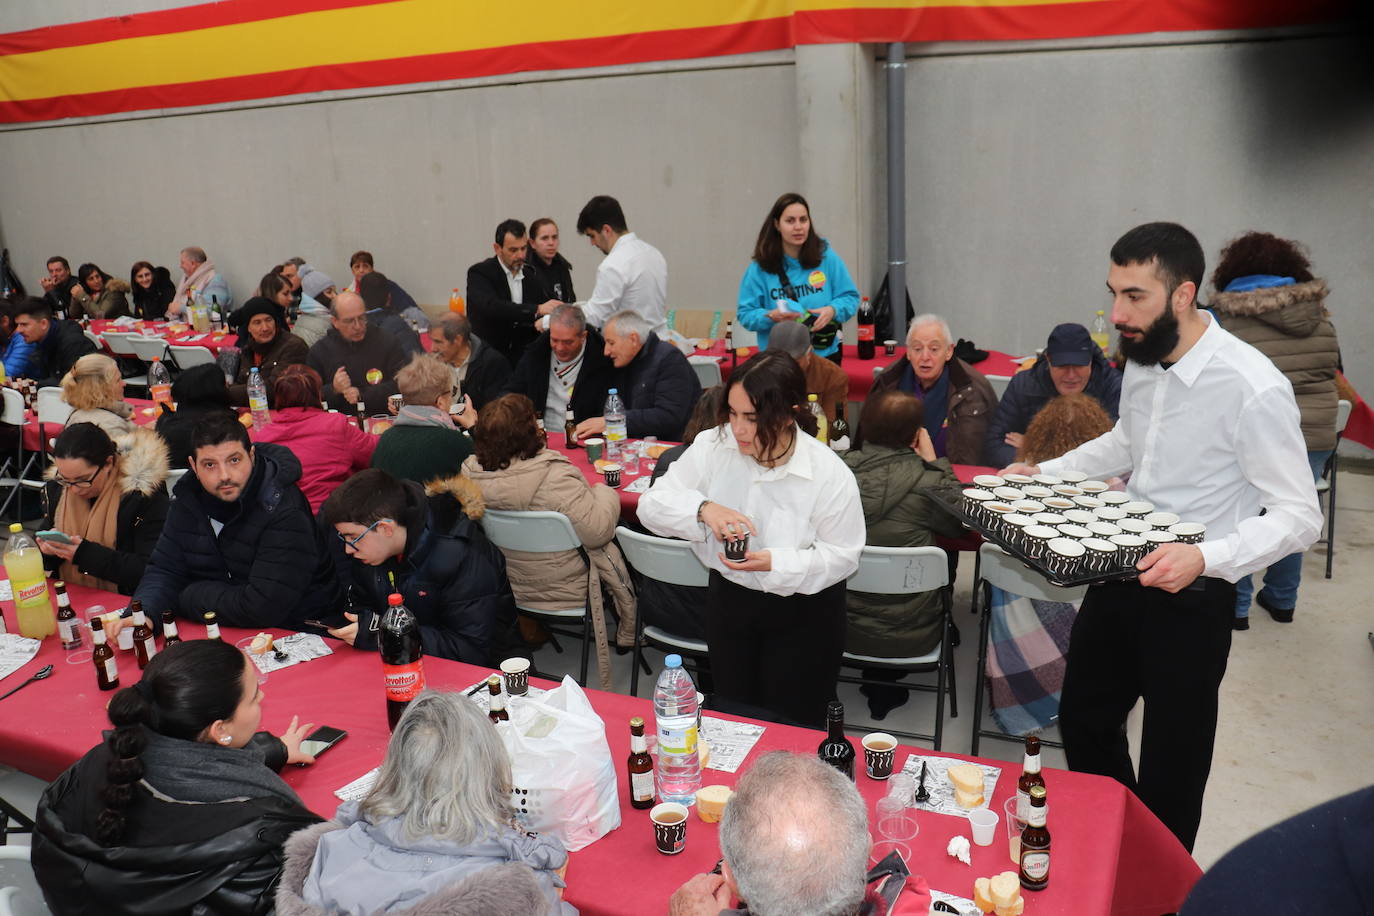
[1059, 577, 1235, 853]
[706, 571, 846, 729]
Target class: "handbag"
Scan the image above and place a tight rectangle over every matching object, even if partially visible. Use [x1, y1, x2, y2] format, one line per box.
[871, 274, 914, 342]
[775, 265, 840, 352]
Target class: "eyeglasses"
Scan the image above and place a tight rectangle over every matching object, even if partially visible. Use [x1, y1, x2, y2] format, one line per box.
[338, 516, 387, 552]
[54, 468, 101, 489]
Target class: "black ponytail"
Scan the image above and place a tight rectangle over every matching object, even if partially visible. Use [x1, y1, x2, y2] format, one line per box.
[94, 640, 248, 846]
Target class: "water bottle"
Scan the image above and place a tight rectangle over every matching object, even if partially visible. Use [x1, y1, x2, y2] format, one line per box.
[248, 367, 270, 430]
[604, 388, 627, 461]
[653, 654, 701, 805]
[148, 357, 173, 409]
[1091, 309, 1110, 354]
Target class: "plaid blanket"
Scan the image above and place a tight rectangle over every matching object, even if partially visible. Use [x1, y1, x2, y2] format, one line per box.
[985, 584, 1080, 736]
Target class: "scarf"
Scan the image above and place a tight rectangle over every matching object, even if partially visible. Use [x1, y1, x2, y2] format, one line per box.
[171, 259, 218, 314]
[133, 728, 303, 807]
[54, 461, 124, 591]
[393, 404, 456, 429]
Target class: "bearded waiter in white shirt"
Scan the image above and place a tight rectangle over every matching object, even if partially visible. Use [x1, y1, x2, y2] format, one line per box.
[1003, 222, 1321, 853]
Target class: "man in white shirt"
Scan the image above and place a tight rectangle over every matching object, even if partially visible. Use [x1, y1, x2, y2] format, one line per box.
[576, 195, 668, 336]
[466, 218, 561, 365]
[1003, 222, 1321, 853]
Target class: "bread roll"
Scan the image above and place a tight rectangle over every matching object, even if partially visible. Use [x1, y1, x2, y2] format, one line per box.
[696, 784, 732, 823]
[989, 872, 1020, 908]
[972, 877, 995, 913]
[947, 763, 984, 794]
[954, 787, 985, 809]
[994, 901, 1024, 916]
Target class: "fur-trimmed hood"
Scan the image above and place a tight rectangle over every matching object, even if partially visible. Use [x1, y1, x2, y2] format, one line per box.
[46, 426, 169, 497]
[425, 473, 486, 521]
[1210, 279, 1329, 338]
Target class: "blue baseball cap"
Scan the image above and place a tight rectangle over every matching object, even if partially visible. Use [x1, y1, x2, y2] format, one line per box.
[1045, 323, 1094, 366]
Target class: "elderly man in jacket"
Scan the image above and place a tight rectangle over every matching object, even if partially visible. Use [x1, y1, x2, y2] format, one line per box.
[984, 322, 1123, 467]
[871, 313, 997, 466]
[129, 413, 341, 629]
[573, 310, 701, 442]
[320, 467, 523, 665]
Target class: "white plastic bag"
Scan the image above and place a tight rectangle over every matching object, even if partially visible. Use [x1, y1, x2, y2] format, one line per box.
[499, 675, 621, 852]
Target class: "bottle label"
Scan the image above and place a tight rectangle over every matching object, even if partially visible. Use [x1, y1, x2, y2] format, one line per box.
[1017, 789, 1029, 822]
[58, 617, 76, 643]
[249, 394, 268, 412]
[631, 770, 655, 801]
[141, 638, 158, 661]
[151, 384, 172, 404]
[630, 734, 647, 753]
[16, 581, 47, 604]
[103, 656, 118, 682]
[657, 722, 697, 757]
[383, 660, 426, 702]
[857, 326, 875, 341]
[1021, 850, 1050, 881]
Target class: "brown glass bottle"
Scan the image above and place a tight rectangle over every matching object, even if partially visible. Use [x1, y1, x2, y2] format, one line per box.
[161, 611, 182, 647]
[91, 617, 119, 691]
[54, 581, 79, 649]
[355, 401, 367, 431]
[203, 610, 222, 640]
[487, 675, 509, 723]
[131, 606, 157, 669]
[816, 700, 855, 779]
[628, 716, 655, 809]
[1017, 735, 1045, 821]
[1019, 784, 1050, 891]
[564, 406, 580, 448]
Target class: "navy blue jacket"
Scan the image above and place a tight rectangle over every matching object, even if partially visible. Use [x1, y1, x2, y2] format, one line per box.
[133, 443, 341, 628]
[341, 476, 521, 666]
[983, 349, 1122, 467]
[33, 318, 98, 388]
[617, 332, 701, 441]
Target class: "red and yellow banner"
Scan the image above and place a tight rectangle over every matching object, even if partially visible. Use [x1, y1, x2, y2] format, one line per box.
[0, 0, 1349, 124]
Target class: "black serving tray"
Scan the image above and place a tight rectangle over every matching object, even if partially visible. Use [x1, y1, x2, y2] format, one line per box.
[927, 485, 1142, 589]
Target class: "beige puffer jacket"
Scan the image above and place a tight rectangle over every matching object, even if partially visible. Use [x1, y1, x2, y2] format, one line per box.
[1210, 279, 1340, 451]
[462, 448, 636, 689]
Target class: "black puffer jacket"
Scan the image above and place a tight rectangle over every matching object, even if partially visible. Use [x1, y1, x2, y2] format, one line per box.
[503, 327, 616, 423]
[342, 475, 522, 665]
[33, 317, 99, 388]
[617, 332, 701, 440]
[983, 348, 1122, 468]
[32, 734, 320, 916]
[307, 325, 408, 414]
[132, 442, 342, 628]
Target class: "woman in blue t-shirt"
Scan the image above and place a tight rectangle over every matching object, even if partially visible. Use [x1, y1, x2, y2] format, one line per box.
[737, 192, 860, 361]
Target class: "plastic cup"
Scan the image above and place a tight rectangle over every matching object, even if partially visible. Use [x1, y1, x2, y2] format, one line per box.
[651, 802, 689, 855]
[584, 438, 605, 462]
[1004, 797, 1028, 865]
[969, 806, 999, 846]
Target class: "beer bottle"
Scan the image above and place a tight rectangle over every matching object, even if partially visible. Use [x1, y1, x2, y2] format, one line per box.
[1019, 784, 1051, 891]
[856, 296, 876, 360]
[161, 610, 182, 647]
[356, 401, 367, 431]
[725, 320, 737, 367]
[1017, 735, 1045, 821]
[564, 405, 580, 448]
[55, 581, 80, 650]
[203, 610, 222, 640]
[628, 716, 655, 809]
[379, 593, 425, 731]
[817, 700, 855, 779]
[487, 675, 509, 723]
[131, 605, 157, 669]
[91, 616, 119, 691]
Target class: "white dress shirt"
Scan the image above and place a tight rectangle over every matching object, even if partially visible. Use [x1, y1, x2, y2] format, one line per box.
[503, 261, 524, 304]
[582, 232, 668, 336]
[1040, 313, 1321, 583]
[638, 424, 864, 596]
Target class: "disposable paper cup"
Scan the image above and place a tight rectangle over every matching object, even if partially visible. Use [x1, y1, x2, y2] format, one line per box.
[883, 340, 897, 355]
[651, 802, 689, 855]
[584, 438, 605, 462]
[500, 657, 530, 696]
[969, 806, 999, 846]
[862, 733, 897, 780]
[601, 463, 622, 488]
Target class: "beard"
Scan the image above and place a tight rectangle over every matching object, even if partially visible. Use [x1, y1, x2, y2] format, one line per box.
[1117, 305, 1180, 367]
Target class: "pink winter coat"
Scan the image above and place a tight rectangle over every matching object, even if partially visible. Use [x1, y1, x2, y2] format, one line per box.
[252, 408, 378, 512]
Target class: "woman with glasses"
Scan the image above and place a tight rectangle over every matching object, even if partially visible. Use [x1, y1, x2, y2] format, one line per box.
[38, 423, 170, 595]
[62, 353, 135, 439]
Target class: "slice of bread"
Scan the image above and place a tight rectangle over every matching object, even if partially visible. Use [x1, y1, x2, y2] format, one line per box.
[696, 784, 732, 823]
[972, 877, 995, 913]
[954, 787, 985, 809]
[947, 763, 984, 795]
[994, 900, 1024, 916]
[989, 872, 1021, 908]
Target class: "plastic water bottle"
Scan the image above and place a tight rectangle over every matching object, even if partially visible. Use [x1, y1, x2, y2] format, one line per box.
[148, 357, 173, 409]
[248, 367, 270, 430]
[604, 388, 627, 461]
[653, 654, 701, 805]
[1091, 309, 1110, 354]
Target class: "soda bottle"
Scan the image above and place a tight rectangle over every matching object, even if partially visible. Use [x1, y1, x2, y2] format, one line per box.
[55, 581, 80, 649]
[379, 593, 425, 730]
[1091, 310, 1110, 355]
[653, 654, 701, 805]
[449, 289, 465, 314]
[604, 388, 627, 461]
[91, 616, 119, 691]
[817, 700, 856, 779]
[247, 368, 270, 430]
[5, 523, 53, 638]
[808, 394, 828, 445]
[148, 357, 173, 408]
[856, 296, 876, 360]
[628, 716, 655, 809]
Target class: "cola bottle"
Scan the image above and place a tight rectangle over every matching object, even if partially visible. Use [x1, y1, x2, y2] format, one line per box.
[379, 593, 425, 730]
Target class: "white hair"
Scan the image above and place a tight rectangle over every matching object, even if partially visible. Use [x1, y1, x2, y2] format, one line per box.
[604, 309, 651, 343]
[720, 752, 870, 916]
[908, 313, 953, 346]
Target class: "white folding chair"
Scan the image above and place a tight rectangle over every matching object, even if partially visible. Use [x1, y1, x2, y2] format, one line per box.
[969, 542, 1087, 756]
[127, 334, 169, 366]
[479, 509, 594, 686]
[615, 526, 711, 697]
[1319, 398, 1352, 579]
[838, 545, 955, 749]
[687, 356, 723, 389]
[82, 329, 102, 350]
[0, 388, 45, 521]
[34, 387, 72, 464]
[168, 345, 216, 370]
[0, 845, 51, 916]
[98, 332, 149, 387]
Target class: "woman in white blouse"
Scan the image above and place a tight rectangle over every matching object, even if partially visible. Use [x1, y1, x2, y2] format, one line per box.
[638, 349, 864, 727]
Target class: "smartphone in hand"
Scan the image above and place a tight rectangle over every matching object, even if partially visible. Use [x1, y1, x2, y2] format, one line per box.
[299, 725, 347, 759]
[36, 530, 74, 545]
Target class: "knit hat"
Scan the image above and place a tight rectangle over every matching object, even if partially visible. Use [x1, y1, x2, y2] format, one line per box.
[231, 296, 287, 333]
[299, 264, 335, 301]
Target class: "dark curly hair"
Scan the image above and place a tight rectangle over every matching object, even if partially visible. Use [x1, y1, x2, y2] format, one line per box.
[716, 349, 817, 464]
[1211, 231, 1315, 293]
[1017, 393, 1114, 466]
[472, 393, 544, 471]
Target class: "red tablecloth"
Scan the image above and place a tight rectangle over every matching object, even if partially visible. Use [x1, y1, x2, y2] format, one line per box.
[88, 318, 239, 354]
[0, 583, 1200, 916]
[701, 343, 1024, 402]
[20, 397, 159, 451]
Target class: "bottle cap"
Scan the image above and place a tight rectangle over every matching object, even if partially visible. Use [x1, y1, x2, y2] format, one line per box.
[664, 654, 682, 668]
[826, 699, 844, 717]
[1030, 785, 1047, 800]
[630, 716, 645, 728]
[388, 593, 404, 606]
